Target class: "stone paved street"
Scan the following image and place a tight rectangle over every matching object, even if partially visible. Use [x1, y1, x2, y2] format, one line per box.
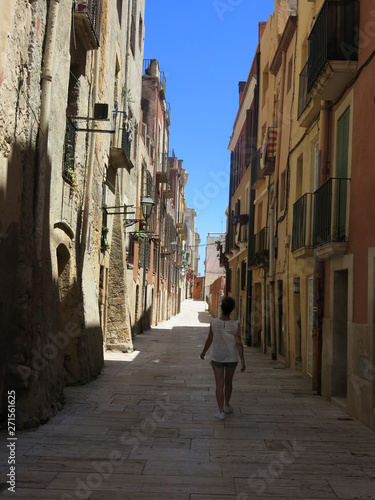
[1, 299, 375, 499]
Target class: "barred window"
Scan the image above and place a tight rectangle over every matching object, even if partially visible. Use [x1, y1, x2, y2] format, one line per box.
[153, 243, 158, 274]
[146, 238, 151, 271]
[138, 238, 144, 269]
[127, 234, 135, 266]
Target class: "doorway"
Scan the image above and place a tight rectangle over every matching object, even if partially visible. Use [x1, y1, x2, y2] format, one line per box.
[332, 270, 348, 402]
[294, 278, 302, 367]
[278, 280, 285, 356]
[307, 277, 314, 376]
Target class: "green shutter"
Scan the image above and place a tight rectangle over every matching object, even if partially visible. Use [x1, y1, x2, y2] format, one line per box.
[334, 107, 350, 241]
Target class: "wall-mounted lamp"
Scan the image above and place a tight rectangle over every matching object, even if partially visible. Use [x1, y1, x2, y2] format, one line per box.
[140, 196, 155, 222]
[105, 196, 155, 228]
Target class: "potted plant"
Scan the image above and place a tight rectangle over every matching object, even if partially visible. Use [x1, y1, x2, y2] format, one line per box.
[101, 225, 110, 252]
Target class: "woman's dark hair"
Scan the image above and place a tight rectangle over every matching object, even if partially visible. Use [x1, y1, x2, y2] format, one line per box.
[221, 296, 235, 316]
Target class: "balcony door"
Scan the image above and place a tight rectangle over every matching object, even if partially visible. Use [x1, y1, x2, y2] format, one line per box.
[334, 107, 350, 240]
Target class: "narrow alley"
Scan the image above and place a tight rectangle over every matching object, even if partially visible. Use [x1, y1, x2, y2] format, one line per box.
[1, 299, 375, 499]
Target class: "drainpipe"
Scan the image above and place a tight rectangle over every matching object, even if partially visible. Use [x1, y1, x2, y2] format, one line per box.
[35, 0, 60, 266]
[80, 47, 99, 259]
[313, 100, 330, 393]
[269, 50, 286, 360]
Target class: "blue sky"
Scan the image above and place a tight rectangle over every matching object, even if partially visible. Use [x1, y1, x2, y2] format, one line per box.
[144, 0, 275, 275]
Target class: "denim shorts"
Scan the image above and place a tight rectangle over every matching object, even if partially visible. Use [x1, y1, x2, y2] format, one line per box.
[210, 360, 238, 369]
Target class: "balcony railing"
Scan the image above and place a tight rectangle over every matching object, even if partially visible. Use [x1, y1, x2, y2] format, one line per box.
[307, 0, 359, 93]
[165, 102, 171, 126]
[156, 153, 169, 183]
[109, 113, 133, 170]
[248, 227, 269, 268]
[143, 60, 166, 98]
[292, 193, 314, 252]
[313, 178, 350, 248]
[74, 0, 102, 50]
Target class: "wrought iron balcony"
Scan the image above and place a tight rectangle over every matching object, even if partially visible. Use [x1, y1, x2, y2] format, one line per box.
[248, 227, 269, 269]
[165, 102, 171, 126]
[156, 153, 169, 183]
[297, 62, 320, 127]
[307, 0, 359, 100]
[74, 0, 102, 50]
[109, 113, 133, 171]
[292, 193, 314, 257]
[313, 177, 350, 258]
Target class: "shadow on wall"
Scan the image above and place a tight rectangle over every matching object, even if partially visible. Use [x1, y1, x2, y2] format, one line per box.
[0, 139, 103, 429]
[132, 303, 154, 338]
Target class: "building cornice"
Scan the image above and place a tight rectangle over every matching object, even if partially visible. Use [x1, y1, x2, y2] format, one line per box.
[228, 75, 257, 152]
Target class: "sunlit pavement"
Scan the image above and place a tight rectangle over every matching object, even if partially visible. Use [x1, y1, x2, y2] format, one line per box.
[1, 298, 375, 499]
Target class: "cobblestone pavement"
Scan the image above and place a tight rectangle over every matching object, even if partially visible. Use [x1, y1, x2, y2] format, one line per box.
[1, 299, 375, 499]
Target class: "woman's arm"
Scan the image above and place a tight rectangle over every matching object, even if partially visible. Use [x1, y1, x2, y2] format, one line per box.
[200, 325, 213, 359]
[235, 326, 246, 372]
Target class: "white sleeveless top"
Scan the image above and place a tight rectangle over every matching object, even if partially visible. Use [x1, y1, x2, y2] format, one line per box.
[210, 319, 239, 363]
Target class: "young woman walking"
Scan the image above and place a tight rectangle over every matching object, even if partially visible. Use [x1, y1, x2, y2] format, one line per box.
[200, 297, 246, 420]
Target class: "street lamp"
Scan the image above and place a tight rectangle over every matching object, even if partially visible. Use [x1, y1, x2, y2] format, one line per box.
[140, 196, 155, 223]
[107, 196, 155, 228]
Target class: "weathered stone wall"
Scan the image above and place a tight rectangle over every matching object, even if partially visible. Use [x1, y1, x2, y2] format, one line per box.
[106, 193, 133, 351]
[0, 0, 65, 428]
[0, 0, 107, 428]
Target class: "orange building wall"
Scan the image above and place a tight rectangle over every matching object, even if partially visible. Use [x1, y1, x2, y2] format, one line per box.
[193, 277, 203, 300]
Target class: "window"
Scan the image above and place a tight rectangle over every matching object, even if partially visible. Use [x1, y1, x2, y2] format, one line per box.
[62, 118, 76, 184]
[153, 244, 158, 274]
[336, 107, 350, 178]
[117, 0, 122, 25]
[130, 15, 136, 55]
[241, 260, 247, 290]
[296, 154, 303, 201]
[262, 65, 269, 108]
[127, 234, 135, 266]
[245, 109, 253, 168]
[335, 107, 350, 237]
[138, 15, 143, 51]
[244, 186, 249, 241]
[145, 238, 151, 271]
[138, 238, 144, 269]
[287, 55, 293, 94]
[280, 171, 286, 211]
[227, 268, 232, 292]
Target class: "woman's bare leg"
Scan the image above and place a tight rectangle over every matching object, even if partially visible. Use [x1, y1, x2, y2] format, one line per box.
[212, 366, 225, 413]
[224, 367, 236, 407]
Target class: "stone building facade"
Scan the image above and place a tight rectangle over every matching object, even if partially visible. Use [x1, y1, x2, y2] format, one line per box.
[0, 1, 195, 429]
[222, 0, 375, 431]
